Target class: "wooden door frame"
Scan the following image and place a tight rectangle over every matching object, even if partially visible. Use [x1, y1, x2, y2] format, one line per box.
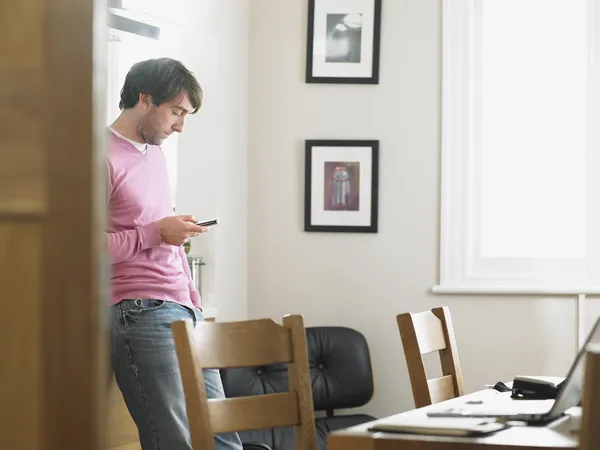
[43, 0, 108, 449]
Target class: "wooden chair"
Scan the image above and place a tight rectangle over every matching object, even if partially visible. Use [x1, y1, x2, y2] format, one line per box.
[171, 315, 317, 450]
[579, 343, 600, 449]
[396, 306, 464, 408]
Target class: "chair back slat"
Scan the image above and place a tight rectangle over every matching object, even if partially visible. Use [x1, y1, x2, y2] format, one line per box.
[189, 319, 293, 368]
[427, 375, 456, 404]
[208, 392, 299, 434]
[411, 311, 447, 355]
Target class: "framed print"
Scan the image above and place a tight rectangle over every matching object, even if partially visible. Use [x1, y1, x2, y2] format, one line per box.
[305, 140, 379, 233]
[305, 0, 382, 84]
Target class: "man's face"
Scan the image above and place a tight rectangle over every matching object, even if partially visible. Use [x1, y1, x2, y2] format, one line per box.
[138, 92, 193, 146]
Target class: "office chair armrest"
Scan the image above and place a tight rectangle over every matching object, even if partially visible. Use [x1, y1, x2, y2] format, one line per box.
[242, 443, 272, 450]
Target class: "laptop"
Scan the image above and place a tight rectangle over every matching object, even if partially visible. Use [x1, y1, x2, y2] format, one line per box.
[426, 316, 600, 425]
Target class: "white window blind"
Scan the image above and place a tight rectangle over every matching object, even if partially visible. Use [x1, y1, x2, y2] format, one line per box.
[435, 0, 600, 294]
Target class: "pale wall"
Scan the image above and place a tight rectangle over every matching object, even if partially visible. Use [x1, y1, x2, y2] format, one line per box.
[176, 0, 250, 321]
[246, 0, 591, 417]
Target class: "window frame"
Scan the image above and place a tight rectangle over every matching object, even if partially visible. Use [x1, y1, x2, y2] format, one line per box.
[434, 0, 600, 295]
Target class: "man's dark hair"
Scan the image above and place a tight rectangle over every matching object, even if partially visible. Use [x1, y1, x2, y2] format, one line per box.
[119, 58, 203, 113]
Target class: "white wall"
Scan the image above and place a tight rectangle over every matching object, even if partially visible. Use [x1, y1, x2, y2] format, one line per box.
[176, 0, 250, 321]
[246, 0, 587, 418]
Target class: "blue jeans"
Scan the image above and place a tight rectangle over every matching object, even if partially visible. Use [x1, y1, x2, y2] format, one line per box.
[110, 299, 243, 450]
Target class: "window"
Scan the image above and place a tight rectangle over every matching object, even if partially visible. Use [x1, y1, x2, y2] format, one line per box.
[435, 0, 600, 294]
[106, 3, 184, 206]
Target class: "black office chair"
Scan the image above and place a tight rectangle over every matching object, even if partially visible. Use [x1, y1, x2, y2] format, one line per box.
[221, 326, 376, 450]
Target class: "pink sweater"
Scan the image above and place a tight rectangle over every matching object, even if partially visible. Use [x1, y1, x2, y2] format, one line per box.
[106, 132, 200, 309]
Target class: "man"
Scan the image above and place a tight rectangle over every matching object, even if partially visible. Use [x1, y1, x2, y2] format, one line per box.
[106, 57, 243, 450]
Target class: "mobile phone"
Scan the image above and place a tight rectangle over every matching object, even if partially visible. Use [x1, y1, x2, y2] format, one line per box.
[195, 218, 219, 227]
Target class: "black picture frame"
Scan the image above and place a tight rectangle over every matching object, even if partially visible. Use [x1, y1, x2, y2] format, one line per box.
[305, 0, 382, 84]
[304, 140, 379, 233]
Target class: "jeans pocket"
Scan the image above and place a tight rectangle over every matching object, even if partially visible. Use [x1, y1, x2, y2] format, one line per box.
[177, 304, 204, 326]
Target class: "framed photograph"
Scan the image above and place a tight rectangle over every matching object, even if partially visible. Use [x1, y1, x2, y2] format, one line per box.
[305, 140, 379, 233]
[305, 0, 382, 84]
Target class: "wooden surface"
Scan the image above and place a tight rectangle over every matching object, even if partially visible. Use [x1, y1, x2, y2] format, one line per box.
[172, 315, 317, 450]
[0, 0, 106, 449]
[0, 7, 45, 447]
[327, 389, 578, 450]
[209, 393, 300, 433]
[43, 0, 108, 449]
[433, 306, 465, 399]
[0, 224, 42, 450]
[0, 0, 45, 212]
[187, 318, 293, 368]
[284, 315, 318, 450]
[427, 375, 455, 404]
[397, 306, 464, 408]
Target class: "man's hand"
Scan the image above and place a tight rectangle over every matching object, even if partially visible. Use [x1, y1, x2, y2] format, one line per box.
[155, 215, 208, 246]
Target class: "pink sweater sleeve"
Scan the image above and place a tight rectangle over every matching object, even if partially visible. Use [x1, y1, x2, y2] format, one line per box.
[106, 223, 162, 264]
[106, 160, 162, 263]
[179, 245, 202, 308]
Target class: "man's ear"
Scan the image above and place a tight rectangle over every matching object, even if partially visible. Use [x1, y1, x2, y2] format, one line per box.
[138, 93, 153, 111]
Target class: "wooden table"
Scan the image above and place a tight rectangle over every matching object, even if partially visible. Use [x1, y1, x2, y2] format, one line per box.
[327, 389, 579, 450]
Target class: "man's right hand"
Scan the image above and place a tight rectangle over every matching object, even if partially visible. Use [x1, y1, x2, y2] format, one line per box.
[155, 215, 208, 246]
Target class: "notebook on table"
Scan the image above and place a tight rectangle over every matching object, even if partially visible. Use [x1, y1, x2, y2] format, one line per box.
[369, 416, 508, 437]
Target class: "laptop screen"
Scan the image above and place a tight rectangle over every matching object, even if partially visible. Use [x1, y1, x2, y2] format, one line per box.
[549, 316, 600, 416]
